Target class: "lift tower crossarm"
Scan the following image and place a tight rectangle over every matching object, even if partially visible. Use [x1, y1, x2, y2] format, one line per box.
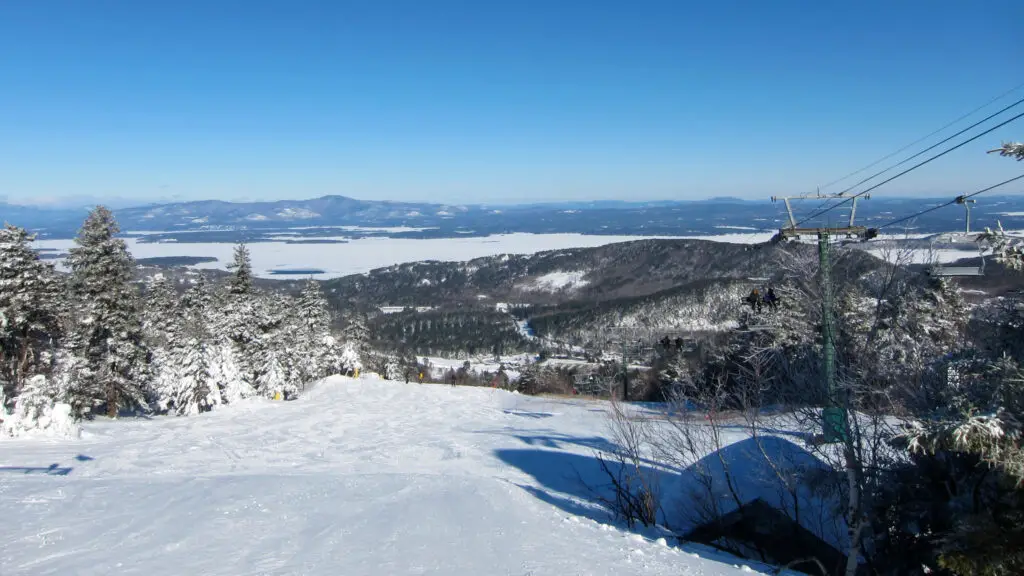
[771, 191, 871, 233]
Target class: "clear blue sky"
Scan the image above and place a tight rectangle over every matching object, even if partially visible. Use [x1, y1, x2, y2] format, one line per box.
[0, 0, 1020, 206]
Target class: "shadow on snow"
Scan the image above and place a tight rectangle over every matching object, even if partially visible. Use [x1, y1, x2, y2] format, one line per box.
[0, 454, 93, 477]
[0, 463, 74, 476]
[495, 435, 847, 570]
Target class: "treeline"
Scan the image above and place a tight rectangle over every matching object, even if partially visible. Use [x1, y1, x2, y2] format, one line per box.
[0, 207, 359, 437]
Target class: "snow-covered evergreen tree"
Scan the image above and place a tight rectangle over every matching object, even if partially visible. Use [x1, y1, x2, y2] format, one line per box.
[65, 206, 150, 418]
[142, 275, 179, 345]
[181, 274, 212, 334]
[338, 342, 362, 375]
[1, 374, 79, 439]
[298, 279, 330, 333]
[341, 310, 371, 358]
[292, 279, 338, 382]
[0, 224, 61, 401]
[227, 244, 254, 295]
[180, 274, 221, 407]
[171, 338, 213, 415]
[208, 342, 254, 403]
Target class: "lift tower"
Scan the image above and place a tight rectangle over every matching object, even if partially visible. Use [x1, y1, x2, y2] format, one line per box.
[770, 191, 873, 442]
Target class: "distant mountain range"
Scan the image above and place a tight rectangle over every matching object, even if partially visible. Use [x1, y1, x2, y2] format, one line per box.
[4, 193, 1024, 239]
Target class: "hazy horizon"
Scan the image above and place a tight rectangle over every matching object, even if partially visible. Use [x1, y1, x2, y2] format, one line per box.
[1, 1, 1020, 207]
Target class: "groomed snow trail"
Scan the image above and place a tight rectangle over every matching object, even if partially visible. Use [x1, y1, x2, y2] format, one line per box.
[1, 376, 773, 576]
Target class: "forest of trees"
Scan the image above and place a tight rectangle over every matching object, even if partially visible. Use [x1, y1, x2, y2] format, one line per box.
[0, 207, 361, 436]
[370, 307, 536, 358]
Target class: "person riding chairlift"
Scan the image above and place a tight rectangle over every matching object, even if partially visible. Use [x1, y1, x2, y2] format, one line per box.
[746, 288, 762, 313]
[764, 287, 780, 311]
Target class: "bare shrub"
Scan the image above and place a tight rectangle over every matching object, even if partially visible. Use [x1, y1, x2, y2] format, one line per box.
[587, 396, 663, 528]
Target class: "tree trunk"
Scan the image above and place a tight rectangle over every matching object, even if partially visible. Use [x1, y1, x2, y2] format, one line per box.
[16, 334, 32, 389]
[844, 447, 863, 576]
[106, 372, 118, 418]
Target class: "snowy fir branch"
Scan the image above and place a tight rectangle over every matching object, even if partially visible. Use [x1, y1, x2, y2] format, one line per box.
[988, 141, 1024, 161]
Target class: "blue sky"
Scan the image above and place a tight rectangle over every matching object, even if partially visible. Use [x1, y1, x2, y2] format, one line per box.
[0, 0, 1020, 206]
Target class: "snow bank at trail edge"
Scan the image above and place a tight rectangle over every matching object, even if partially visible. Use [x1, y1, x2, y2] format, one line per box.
[0, 375, 792, 576]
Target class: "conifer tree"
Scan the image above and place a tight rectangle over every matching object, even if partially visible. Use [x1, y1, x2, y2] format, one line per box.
[180, 274, 221, 408]
[294, 279, 335, 381]
[341, 310, 371, 356]
[65, 206, 150, 418]
[227, 244, 253, 295]
[171, 337, 213, 415]
[298, 279, 331, 333]
[0, 224, 61, 400]
[142, 275, 179, 346]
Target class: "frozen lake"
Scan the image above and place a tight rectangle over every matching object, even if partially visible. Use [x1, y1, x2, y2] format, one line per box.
[34, 232, 770, 280]
[33, 228, 1002, 280]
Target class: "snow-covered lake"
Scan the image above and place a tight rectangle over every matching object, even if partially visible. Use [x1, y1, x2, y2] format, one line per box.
[33, 231, 773, 280]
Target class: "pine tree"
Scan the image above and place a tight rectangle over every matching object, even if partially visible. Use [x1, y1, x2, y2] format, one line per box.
[65, 206, 150, 418]
[141, 275, 179, 346]
[227, 244, 254, 295]
[341, 310, 371, 358]
[0, 224, 61, 401]
[1, 374, 79, 439]
[298, 279, 331, 333]
[172, 338, 213, 415]
[208, 342, 253, 403]
[294, 279, 335, 382]
[180, 274, 221, 408]
[181, 274, 213, 332]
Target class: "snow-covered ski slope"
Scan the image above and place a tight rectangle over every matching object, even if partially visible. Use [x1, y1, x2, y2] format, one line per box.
[0, 376, 779, 576]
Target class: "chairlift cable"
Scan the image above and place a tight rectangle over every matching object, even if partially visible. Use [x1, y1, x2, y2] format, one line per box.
[826, 96, 1024, 201]
[815, 80, 1024, 192]
[781, 84, 1024, 227]
[870, 173, 1024, 232]
[794, 109, 1024, 227]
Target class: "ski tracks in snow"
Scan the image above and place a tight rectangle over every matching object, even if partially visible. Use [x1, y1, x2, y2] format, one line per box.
[0, 376, 775, 575]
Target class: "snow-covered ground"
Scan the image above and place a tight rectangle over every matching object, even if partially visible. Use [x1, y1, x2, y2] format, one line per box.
[0, 376, 788, 576]
[522, 270, 591, 292]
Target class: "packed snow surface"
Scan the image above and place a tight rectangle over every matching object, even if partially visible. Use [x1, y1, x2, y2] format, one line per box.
[0, 376, 780, 576]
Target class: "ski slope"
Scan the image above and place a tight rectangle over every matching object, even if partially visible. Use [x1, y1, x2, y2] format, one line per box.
[1, 376, 779, 576]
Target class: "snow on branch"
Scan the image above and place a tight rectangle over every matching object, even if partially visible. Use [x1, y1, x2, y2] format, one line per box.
[978, 221, 1024, 271]
[904, 409, 1024, 483]
[988, 142, 1024, 161]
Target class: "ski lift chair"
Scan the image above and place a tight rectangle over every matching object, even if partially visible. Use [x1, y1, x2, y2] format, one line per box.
[928, 259, 985, 277]
[927, 238, 986, 277]
[735, 277, 774, 331]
